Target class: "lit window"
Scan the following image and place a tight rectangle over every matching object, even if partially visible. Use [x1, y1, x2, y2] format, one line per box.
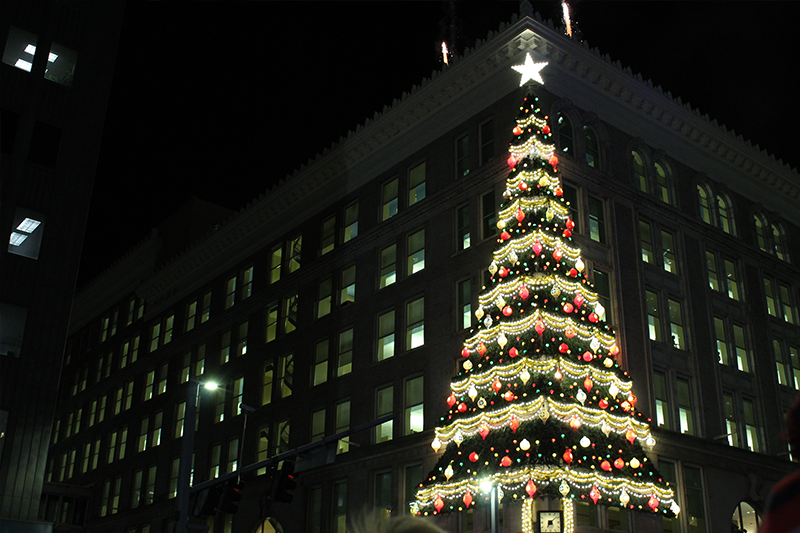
[382, 178, 399, 221]
[632, 151, 647, 193]
[456, 205, 471, 250]
[405, 376, 424, 434]
[655, 162, 671, 204]
[335, 400, 350, 454]
[377, 311, 395, 361]
[2, 27, 38, 73]
[645, 290, 661, 342]
[283, 294, 298, 334]
[754, 214, 768, 252]
[232, 377, 244, 416]
[558, 114, 573, 155]
[733, 323, 750, 372]
[343, 202, 359, 243]
[242, 266, 254, 300]
[723, 392, 738, 447]
[265, 304, 278, 342]
[288, 235, 302, 272]
[408, 162, 426, 206]
[340, 265, 356, 305]
[333, 480, 347, 533]
[313, 340, 329, 386]
[270, 245, 282, 284]
[456, 134, 470, 178]
[407, 229, 425, 275]
[587, 195, 605, 243]
[406, 297, 424, 350]
[8, 209, 45, 259]
[321, 216, 336, 255]
[668, 299, 685, 350]
[724, 259, 740, 300]
[220, 330, 231, 364]
[380, 245, 396, 288]
[592, 270, 613, 326]
[151, 411, 163, 447]
[337, 329, 353, 377]
[640, 220, 653, 264]
[583, 126, 598, 167]
[717, 194, 734, 235]
[261, 363, 274, 405]
[661, 230, 677, 273]
[457, 279, 471, 330]
[375, 385, 393, 443]
[225, 276, 236, 309]
[279, 354, 293, 398]
[311, 409, 326, 442]
[236, 322, 248, 357]
[772, 223, 788, 261]
[653, 370, 670, 429]
[697, 184, 712, 225]
[676, 377, 694, 435]
[44, 42, 77, 87]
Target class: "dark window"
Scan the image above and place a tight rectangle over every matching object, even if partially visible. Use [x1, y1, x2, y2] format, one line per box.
[1, 108, 21, 155]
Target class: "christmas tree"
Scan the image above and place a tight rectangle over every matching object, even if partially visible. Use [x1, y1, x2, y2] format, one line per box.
[412, 54, 679, 531]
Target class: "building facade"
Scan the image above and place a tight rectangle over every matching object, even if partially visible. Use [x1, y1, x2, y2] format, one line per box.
[47, 7, 798, 533]
[0, 2, 124, 531]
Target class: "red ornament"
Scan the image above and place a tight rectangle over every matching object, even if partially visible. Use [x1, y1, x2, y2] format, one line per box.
[542, 125, 551, 134]
[434, 496, 444, 512]
[588, 312, 599, 323]
[519, 285, 529, 300]
[563, 228, 572, 238]
[469, 451, 479, 462]
[500, 230, 511, 241]
[447, 393, 457, 407]
[535, 319, 545, 335]
[492, 378, 503, 392]
[565, 327, 576, 338]
[458, 402, 467, 413]
[526, 479, 537, 498]
[463, 491, 473, 507]
[614, 458, 625, 469]
[555, 187, 563, 196]
[507, 154, 518, 167]
[478, 342, 487, 355]
[610, 344, 620, 355]
[584, 376, 593, 391]
[648, 494, 659, 511]
[516, 208, 525, 223]
[628, 393, 638, 409]
[590, 485, 600, 504]
[510, 415, 519, 432]
[574, 293, 584, 308]
[461, 347, 470, 358]
[558, 343, 569, 353]
[500, 456, 512, 467]
[519, 181, 528, 191]
[601, 460, 612, 471]
[503, 306, 513, 316]
[532, 240, 543, 256]
[509, 347, 519, 358]
[563, 448, 573, 465]
[569, 416, 581, 430]
[513, 126, 523, 136]
[549, 155, 559, 167]
[598, 399, 609, 409]
[582, 351, 593, 362]
[498, 267, 509, 278]
[565, 218, 575, 230]
[563, 303, 574, 313]
[568, 268, 578, 277]
[479, 424, 490, 440]
[626, 427, 635, 444]
[553, 248, 563, 262]
[503, 390, 515, 402]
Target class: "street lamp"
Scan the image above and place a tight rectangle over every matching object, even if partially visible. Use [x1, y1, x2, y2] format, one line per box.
[480, 479, 498, 533]
[175, 379, 217, 533]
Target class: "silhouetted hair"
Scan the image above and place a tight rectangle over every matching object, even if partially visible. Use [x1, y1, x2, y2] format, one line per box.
[349, 511, 447, 533]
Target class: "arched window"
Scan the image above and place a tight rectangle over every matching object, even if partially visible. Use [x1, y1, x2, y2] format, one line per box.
[754, 214, 768, 252]
[717, 194, 735, 235]
[557, 114, 573, 155]
[584, 126, 598, 168]
[697, 184, 712, 225]
[731, 501, 760, 532]
[654, 162, 670, 204]
[632, 150, 647, 193]
[772, 223, 787, 261]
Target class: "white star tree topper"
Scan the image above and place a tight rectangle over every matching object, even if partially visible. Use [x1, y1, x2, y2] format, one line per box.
[512, 52, 548, 86]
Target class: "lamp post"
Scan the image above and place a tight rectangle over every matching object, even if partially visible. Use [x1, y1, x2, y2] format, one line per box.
[480, 479, 498, 533]
[175, 379, 217, 533]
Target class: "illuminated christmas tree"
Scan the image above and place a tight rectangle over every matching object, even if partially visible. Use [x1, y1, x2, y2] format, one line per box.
[412, 54, 680, 531]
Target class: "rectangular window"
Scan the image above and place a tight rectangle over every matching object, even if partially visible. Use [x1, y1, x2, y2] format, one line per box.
[242, 266, 254, 300]
[456, 204, 471, 250]
[270, 245, 283, 284]
[175, 401, 186, 439]
[100, 397, 109, 423]
[743, 398, 761, 452]
[321, 216, 336, 255]
[89, 399, 97, 427]
[220, 329, 231, 364]
[790, 346, 800, 389]
[232, 377, 244, 417]
[479, 119, 493, 165]
[288, 235, 302, 273]
[124, 381, 134, 411]
[195, 344, 206, 377]
[382, 178, 399, 221]
[338, 329, 353, 377]
[343, 202, 358, 243]
[715, 317, 729, 366]
[311, 409, 326, 442]
[313, 340, 329, 386]
[587, 195, 605, 243]
[765, 277, 777, 316]
[458, 279, 471, 330]
[308, 486, 323, 533]
[157, 363, 168, 394]
[210, 444, 221, 479]
[733, 324, 750, 372]
[723, 392, 738, 447]
[341, 265, 356, 305]
[283, 294, 298, 334]
[405, 376, 424, 435]
[408, 162, 426, 206]
[225, 276, 237, 309]
[645, 290, 661, 342]
[149, 323, 161, 352]
[266, 304, 278, 343]
[725, 259, 740, 300]
[481, 192, 496, 240]
[332, 480, 347, 533]
[201, 292, 211, 324]
[684, 465, 706, 532]
[406, 297, 425, 350]
[237, 322, 248, 357]
[138, 417, 149, 452]
[131, 469, 143, 509]
[593, 270, 613, 325]
[151, 411, 162, 447]
[227, 438, 239, 473]
[169, 457, 180, 499]
[279, 354, 293, 398]
[407, 229, 425, 275]
[131, 335, 140, 364]
[640, 220, 654, 264]
[375, 385, 393, 443]
[67, 449, 76, 479]
[380, 244, 397, 288]
[668, 299, 685, 350]
[276, 419, 290, 455]
[80, 443, 90, 473]
[262, 363, 274, 405]
[653, 370, 670, 430]
[676, 378, 694, 435]
[119, 427, 128, 461]
[214, 387, 225, 423]
[120, 340, 130, 369]
[144, 371, 155, 401]
[163, 314, 174, 345]
[257, 427, 270, 476]
[377, 311, 395, 362]
[375, 471, 393, 511]
[456, 134, 470, 178]
[405, 464, 424, 508]
[661, 230, 677, 273]
[335, 400, 351, 454]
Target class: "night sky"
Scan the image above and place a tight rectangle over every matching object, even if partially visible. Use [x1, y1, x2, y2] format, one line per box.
[79, 1, 800, 288]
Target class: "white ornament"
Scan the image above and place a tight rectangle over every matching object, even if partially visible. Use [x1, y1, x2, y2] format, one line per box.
[576, 389, 587, 405]
[575, 258, 585, 272]
[454, 430, 464, 446]
[520, 369, 531, 385]
[580, 436, 591, 448]
[463, 360, 473, 371]
[431, 437, 441, 452]
[488, 262, 498, 275]
[497, 333, 508, 348]
[620, 489, 630, 506]
[510, 251, 519, 265]
[670, 502, 681, 516]
[630, 457, 640, 469]
[445, 464, 454, 480]
[484, 316, 493, 328]
[551, 285, 561, 298]
[595, 302, 606, 319]
[609, 383, 620, 398]
[601, 421, 612, 437]
[477, 397, 487, 409]
[539, 406, 550, 422]
[520, 438, 531, 451]
[496, 297, 506, 309]
[468, 385, 478, 401]
[645, 435, 656, 448]
[558, 479, 570, 496]
[476, 307, 485, 320]
[512, 52, 548, 86]
[590, 337, 600, 353]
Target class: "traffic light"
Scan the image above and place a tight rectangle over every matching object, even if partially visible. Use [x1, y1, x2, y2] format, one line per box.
[193, 483, 223, 517]
[219, 479, 244, 514]
[271, 461, 296, 503]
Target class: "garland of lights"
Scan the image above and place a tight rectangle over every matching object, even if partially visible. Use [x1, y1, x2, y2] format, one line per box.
[492, 229, 581, 264]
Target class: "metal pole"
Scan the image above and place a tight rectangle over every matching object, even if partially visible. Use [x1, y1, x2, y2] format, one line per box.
[175, 379, 199, 533]
[490, 486, 498, 533]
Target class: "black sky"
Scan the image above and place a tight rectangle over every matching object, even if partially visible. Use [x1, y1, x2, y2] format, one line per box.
[79, 1, 800, 288]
